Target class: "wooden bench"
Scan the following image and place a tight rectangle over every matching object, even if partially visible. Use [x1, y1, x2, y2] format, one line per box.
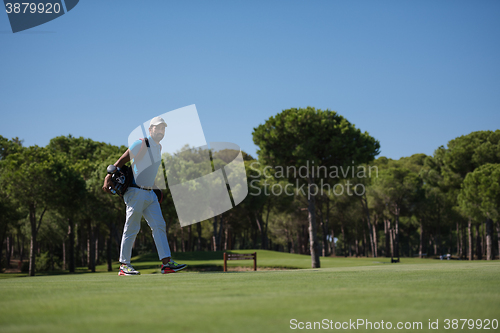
[223, 252, 257, 272]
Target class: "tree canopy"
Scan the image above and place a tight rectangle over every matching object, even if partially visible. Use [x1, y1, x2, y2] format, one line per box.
[253, 107, 380, 267]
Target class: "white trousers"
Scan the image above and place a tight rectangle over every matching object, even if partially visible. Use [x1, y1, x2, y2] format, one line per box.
[119, 187, 171, 265]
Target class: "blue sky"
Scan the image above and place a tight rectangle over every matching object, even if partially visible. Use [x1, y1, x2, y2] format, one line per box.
[1, 0, 499, 160]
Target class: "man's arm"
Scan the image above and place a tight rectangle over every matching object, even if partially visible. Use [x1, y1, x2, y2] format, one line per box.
[102, 149, 131, 194]
[114, 149, 131, 168]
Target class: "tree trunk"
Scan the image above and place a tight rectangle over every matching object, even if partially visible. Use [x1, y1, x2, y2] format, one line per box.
[468, 219, 473, 260]
[486, 219, 493, 260]
[172, 230, 178, 252]
[265, 204, 272, 251]
[462, 222, 467, 259]
[106, 225, 112, 272]
[253, 221, 259, 250]
[366, 219, 374, 258]
[447, 228, 452, 255]
[341, 224, 346, 257]
[318, 202, 328, 257]
[324, 200, 330, 256]
[297, 227, 302, 254]
[390, 228, 394, 257]
[88, 225, 94, 271]
[49, 244, 54, 271]
[431, 234, 437, 255]
[212, 216, 219, 251]
[224, 227, 229, 251]
[436, 232, 442, 256]
[68, 219, 75, 273]
[419, 220, 424, 258]
[330, 229, 335, 257]
[77, 223, 85, 267]
[29, 233, 36, 276]
[326, 201, 333, 256]
[95, 227, 100, 266]
[62, 240, 66, 270]
[29, 219, 37, 276]
[87, 219, 95, 272]
[360, 194, 375, 257]
[408, 224, 413, 257]
[372, 222, 378, 257]
[475, 223, 482, 260]
[28, 205, 44, 277]
[304, 224, 310, 254]
[90, 227, 95, 272]
[394, 211, 400, 258]
[497, 221, 500, 260]
[307, 178, 320, 268]
[6, 235, 12, 268]
[180, 227, 185, 252]
[483, 221, 486, 258]
[384, 219, 391, 257]
[287, 228, 293, 253]
[197, 222, 202, 251]
[384, 219, 389, 257]
[0, 225, 7, 272]
[218, 214, 224, 251]
[16, 232, 22, 266]
[363, 229, 367, 257]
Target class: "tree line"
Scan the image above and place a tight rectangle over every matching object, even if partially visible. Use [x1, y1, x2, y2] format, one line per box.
[1, 107, 499, 275]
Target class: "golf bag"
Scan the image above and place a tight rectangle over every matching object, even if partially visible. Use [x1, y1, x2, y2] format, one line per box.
[107, 164, 132, 196]
[107, 138, 163, 203]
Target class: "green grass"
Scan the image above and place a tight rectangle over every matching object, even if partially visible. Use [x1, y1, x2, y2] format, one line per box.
[119, 249, 451, 274]
[0, 252, 499, 332]
[0, 250, 451, 277]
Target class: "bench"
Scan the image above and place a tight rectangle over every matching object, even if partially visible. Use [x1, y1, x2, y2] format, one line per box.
[223, 252, 257, 272]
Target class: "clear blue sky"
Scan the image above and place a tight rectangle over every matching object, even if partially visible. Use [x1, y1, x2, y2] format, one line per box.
[1, 0, 499, 160]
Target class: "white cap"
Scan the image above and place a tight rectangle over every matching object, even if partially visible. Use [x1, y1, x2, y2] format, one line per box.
[150, 116, 167, 128]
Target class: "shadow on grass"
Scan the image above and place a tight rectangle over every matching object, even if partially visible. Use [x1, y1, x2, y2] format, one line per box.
[134, 251, 227, 262]
[134, 250, 270, 262]
[0, 252, 228, 279]
[0, 267, 115, 279]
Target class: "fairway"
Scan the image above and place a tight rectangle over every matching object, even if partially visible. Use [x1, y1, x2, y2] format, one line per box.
[0, 254, 499, 333]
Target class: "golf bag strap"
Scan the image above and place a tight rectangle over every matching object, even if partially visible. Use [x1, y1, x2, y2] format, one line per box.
[134, 138, 150, 162]
[153, 187, 163, 204]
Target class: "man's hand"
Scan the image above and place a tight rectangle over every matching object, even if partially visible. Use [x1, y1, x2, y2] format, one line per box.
[102, 174, 115, 194]
[103, 150, 130, 194]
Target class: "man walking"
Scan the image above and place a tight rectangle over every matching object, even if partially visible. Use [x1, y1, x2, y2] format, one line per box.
[103, 116, 186, 275]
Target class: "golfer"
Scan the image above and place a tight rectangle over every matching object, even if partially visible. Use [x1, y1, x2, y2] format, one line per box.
[103, 116, 187, 275]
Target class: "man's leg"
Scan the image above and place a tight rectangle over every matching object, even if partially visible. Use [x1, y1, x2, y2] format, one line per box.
[119, 188, 144, 265]
[143, 191, 171, 261]
[143, 191, 186, 273]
